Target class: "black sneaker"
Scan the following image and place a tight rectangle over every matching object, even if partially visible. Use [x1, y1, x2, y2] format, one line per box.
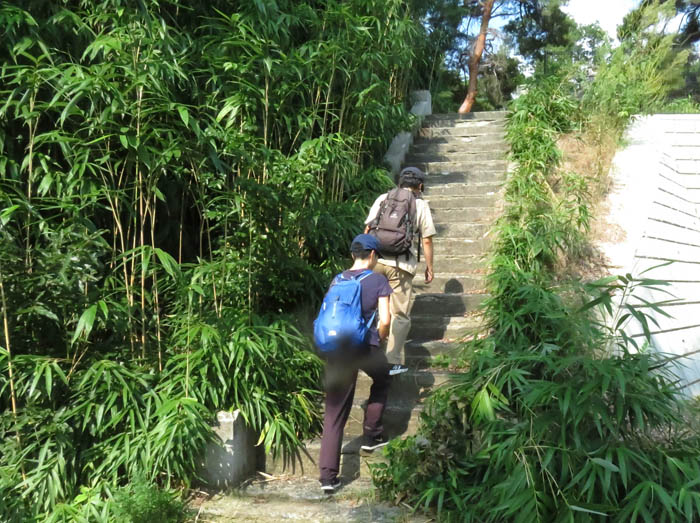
[360, 434, 390, 452]
[388, 364, 408, 376]
[320, 478, 341, 493]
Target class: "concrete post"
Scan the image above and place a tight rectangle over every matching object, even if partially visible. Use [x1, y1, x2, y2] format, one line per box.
[201, 410, 257, 488]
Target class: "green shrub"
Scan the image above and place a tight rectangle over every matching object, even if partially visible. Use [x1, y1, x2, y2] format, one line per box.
[583, 2, 688, 130]
[661, 96, 700, 114]
[112, 476, 186, 523]
[373, 59, 700, 521]
[373, 276, 700, 522]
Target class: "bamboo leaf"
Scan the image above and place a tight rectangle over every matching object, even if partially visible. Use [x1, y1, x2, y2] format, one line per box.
[177, 105, 189, 128]
[591, 457, 619, 473]
[71, 304, 97, 344]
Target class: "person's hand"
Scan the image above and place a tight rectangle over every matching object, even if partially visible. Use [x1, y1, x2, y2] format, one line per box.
[425, 266, 434, 284]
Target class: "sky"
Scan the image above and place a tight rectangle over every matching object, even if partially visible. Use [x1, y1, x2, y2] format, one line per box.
[561, 0, 639, 40]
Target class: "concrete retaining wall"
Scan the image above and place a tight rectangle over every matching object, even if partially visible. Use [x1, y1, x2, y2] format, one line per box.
[384, 90, 432, 176]
[604, 115, 700, 395]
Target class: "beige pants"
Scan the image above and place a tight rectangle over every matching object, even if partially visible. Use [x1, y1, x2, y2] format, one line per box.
[373, 263, 414, 365]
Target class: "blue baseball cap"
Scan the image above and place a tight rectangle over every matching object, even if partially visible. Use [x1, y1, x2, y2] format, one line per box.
[350, 233, 380, 253]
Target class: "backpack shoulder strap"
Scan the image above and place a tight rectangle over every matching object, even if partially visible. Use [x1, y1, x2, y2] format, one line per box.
[355, 269, 374, 282]
[369, 192, 390, 229]
[407, 190, 418, 219]
[330, 272, 347, 287]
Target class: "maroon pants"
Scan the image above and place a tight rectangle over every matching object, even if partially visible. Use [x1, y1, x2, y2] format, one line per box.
[318, 346, 390, 483]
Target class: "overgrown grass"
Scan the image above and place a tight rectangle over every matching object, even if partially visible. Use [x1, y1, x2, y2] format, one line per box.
[372, 27, 700, 520]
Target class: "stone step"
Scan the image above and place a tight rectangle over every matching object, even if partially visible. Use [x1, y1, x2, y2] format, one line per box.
[413, 274, 487, 294]
[423, 114, 505, 125]
[413, 160, 508, 173]
[430, 206, 499, 223]
[431, 237, 491, 256]
[406, 151, 507, 163]
[423, 181, 503, 197]
[412, 136, 507, 151]
[196, 477, 417, 521]
[267, 371, 458, 477]
[425, 170, 507, 185]
[421, 121, 506, 134]
[266, 437, 385, 478]
[355, 369, 453, 401]
[418, 126, 505, 139]
[421, 255, 488, 274]
[411, 292, 487, 315]
[424, 111, 507, 124]
[344, 403, 421, 439]
[409, 314, 481, 340]
[404, 339, 463, 367]
[434, 222, 491, 238]
[426, 194, 498, 209]
[406, 338, 464, 354]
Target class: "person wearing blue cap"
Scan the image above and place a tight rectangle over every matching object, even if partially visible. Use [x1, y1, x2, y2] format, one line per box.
[317, 233, 393, 493]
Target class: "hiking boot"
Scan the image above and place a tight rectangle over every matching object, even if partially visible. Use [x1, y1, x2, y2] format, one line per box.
[388, 364, 408, 376]
[360, 434, 390, 452]
[320, 478, 341, 493]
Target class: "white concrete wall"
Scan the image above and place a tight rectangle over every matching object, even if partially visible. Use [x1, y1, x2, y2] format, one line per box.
[604, 115, 700, 395]
[384, 90, 432, 176]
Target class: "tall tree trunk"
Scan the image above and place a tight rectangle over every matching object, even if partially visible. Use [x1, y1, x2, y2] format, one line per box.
[459, 0, 495, 114]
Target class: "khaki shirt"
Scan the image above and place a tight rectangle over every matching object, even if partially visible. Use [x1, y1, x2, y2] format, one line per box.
[364, 189, 436, 275]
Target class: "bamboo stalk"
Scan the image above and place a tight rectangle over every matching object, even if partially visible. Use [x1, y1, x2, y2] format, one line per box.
[136, 86, 147, 360]
[220, 213, 229, 315]
[150, 194, 163, 372]
[0, 258, 25, 481]
[322, 61, 336, 135]
[338, 83, 348, 134]
[263, 73, 269, 183]
[205, 218, 220, 318]
[129, 183, 138, 358]
[248, 219, 253, 317]
[0, 261, 17, 419]
[25, 93, 37, 271]
[178, 181, 187, 264]
[101, 160, 135, 355]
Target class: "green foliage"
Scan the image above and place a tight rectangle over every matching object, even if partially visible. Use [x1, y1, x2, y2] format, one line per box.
[374, 283, 700, 521]
[500, 77, 586, 285]
[505, 0, 578, 75]
[113, 476, 186, 523]
[661, 95, 700, 114]
[373, 66, 700, 521]
[0, 315, 322, 519]
[584, 2, 689, 130]
[0, 0, 421, 518]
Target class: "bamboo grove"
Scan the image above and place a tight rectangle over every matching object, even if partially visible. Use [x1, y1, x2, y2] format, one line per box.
[0, 0, 424, 518]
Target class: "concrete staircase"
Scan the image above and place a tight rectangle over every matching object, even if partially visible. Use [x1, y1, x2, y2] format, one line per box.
[266, 111, 507, 483]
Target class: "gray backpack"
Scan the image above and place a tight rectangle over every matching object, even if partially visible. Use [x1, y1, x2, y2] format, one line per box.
[368, 188, 417, 258]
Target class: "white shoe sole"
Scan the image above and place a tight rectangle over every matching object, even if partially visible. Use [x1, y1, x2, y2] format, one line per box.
[388, 368, 408, 376]
[361, 441, 389, 452]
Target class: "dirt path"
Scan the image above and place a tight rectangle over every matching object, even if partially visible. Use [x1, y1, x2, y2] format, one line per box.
[190, 475, 431, 522]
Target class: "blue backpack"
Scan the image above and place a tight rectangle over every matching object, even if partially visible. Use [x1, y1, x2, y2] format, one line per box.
[313, 270, 375, 354]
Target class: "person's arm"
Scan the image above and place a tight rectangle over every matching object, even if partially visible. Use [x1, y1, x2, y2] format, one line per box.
[364, 195, 383, 234]
[377, 296, 391, 341]
[422, 236, 434, 283]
